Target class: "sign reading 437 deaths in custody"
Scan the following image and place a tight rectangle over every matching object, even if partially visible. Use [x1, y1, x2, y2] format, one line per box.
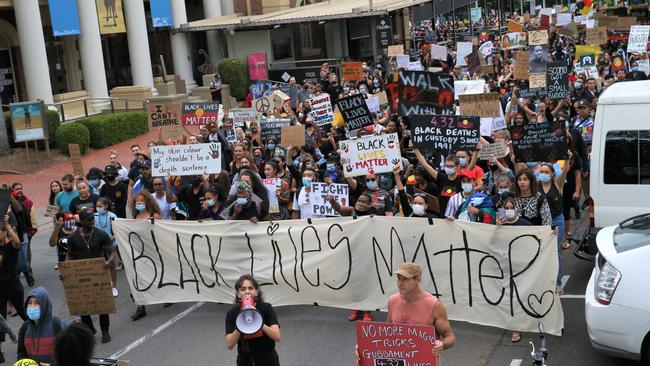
[150, 143, 222, 177]
[410, 115, 480, 152]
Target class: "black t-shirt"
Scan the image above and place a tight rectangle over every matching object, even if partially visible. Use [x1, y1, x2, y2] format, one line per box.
[435, 173, 461, 214]
[69, 194, 99, 215]
[178, 185, 205, 220]
[0, 242, 20, 282]
[100, 181, 128, 218]
[66, 228, 112, 260]
[225, 301, 279, 357]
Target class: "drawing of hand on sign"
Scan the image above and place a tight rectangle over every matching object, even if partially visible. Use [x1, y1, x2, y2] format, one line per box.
[154, 158, 161, 169]
[209, 144, 220, 159]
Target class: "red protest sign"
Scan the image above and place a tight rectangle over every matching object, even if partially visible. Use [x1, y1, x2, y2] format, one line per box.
[180, 102, 220, 126]
[356, 321, 439, 366]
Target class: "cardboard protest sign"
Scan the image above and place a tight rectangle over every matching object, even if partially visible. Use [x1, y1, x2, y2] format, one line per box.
[150, 143, 222, 177]
[388, 44, 404, 57]
[529, 73, 547, 89]
[459, 93, 501, 117]
[528, 30, 548, 45]
[627, 25, 650, 53]
[615, 16, 637, 30]
[148, 103, 180, 130]
[376, 91, 389, 107]
[272, 90, 290, 109]
[585, 26, 608, 45]
[336, 94, 373, 131]
[456, 42, 473, 66]
[310, 183, 350, 217]
[230, 108, 256, 128]
[397, 70, 454, 117]
[262, 178, 280, 213]
[510, 121, 568, 162]
[260, 118, 291, 142]
[508, 19, 524, 32]
[501, 32, 527, 49]
[252, 96, 273, 114]
[59, 258, 117, 316]
[342, 62, 363, 81]
[409, 115, 480, 152]
[454, 80, 485, 100]
[280, 125, 305, 147]
[308, 94, 335, 126]
[68, 144, 84, 177]
[546, 62, 570, 100]
[479, 141, 508, 160]
[357, 321, 438, 366]
[431, 44, 447, 60]
[339, 133, 401, 177]
[181, 103, 219, 126]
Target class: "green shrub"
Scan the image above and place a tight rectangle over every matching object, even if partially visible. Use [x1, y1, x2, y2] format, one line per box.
[218, 57, 249, 101]
[3, 109, 60, 148]
[78, 112, 148, 149]
[55, 122, 90, 155]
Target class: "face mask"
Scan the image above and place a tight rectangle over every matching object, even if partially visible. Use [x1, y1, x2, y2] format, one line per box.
[302, 177, 312, 187]
[462, 183, 474, 194]
[497, 188, 510, 195]
[412, 204, 426, 216]
[359, 88, 367, 94]
[505, 209, 516, 219]
[574, 81, 582, 89]
[63, 220, 76, 231]
[254, 156, 263, 164]
[105, 175, 116, 182]
[632, 66, 640, 72]
[444, 167, 457, 176]
[366, 180, 378, 191]
[527, 162, 538, 167]
[343, 87, 350, 93]
[267, 144, 276, 150]
[458, 157, 468, 167]
[538, 174, 552, 183]
[135, 204, 146, 212]
[326, 163, 337, 172]
[27, 306, 40, 321]
[206, 199, 216, 207]
[298, 112, 304, 119]
[373, 79, 380, 85]
[236, 197, 249, 206]
[89, 179, 99, 186]
[96, 207, 106, 215]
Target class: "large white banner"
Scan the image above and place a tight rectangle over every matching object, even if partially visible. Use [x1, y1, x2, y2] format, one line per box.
[150, 143, 222, 177]
[113, 217, 564, 335]
[339, 133, 402, 177]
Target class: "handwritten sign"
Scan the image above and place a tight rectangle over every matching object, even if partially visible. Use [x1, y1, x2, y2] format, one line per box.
[252, 96, 273, 114]
[397, 70, 454, 117]
[501, 32, 527, 49]
[459, 93, 501, 118]
[546, 62, 569, 100]
[336, 94, 373, 131]
[181, 102, 219, 126]
[59, 258, 117, 316]
[510, 121, 568, 162]
[456, 42, 473, 66]
[431, 44, 447, 60]
[45, 205, 59, 217]
[280, 125, 305, 147]
[479, 141, 508, 160]
[150, 143, 222, 177]
[262, 178, 280, 213]
[479, 41, 493, 57]
[308, 94, 335, 126]
[627, 25, 650, 53]
[230, 108, 256, 128]
[409, 115, 480, 152]
[514, 52, 527, 82]
[148, 103, 180, 130]
[357, 321, 438, 366]
[585, 26, 608, 45]
[68, 143, 84, 177]
[310, 183, 349, 217]
[508, 19, 524, 32]
[272, 90, 290, 109]
[366, 95, 380, 113]
[528, 30, 548, 45]
[518, 88, 547, 98]
[261, 118, 291, 142]
[529, 73, 547, 89]
[342, 62, 364, 81]
[339, 133, 401, 177]
[388, 44, 405, 57]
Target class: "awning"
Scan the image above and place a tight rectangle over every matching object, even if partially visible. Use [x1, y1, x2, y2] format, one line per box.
[179, 0, 432, 32]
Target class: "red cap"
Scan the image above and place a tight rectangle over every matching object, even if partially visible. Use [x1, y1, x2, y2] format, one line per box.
[458, 169, 477, 180]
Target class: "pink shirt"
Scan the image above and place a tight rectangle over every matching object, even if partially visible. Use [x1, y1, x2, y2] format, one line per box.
[387, 292, 439, 326]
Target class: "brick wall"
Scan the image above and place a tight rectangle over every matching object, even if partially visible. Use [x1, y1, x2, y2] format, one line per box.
[234, 0, 246, 14]
[251, 0, 263, 15]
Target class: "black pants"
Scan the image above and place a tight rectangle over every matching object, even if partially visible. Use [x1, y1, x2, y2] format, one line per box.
[237, 350, 280, 366]
[81, 314, 110, 332]
[0, 278, 27, 341]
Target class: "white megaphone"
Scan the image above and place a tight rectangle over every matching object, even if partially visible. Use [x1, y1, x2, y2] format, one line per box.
[235, 295, 264, 335]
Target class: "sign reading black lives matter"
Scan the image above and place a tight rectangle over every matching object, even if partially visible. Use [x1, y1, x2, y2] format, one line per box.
[510, 121, 568, 162]
[397, 70, 454, 117]
[335, 94, 373, 131]
[409, 115, 480, 152]
[546, 62, 569, 100]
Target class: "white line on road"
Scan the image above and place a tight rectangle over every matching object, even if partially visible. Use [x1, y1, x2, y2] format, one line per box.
[109, 301, 205, 360]
[560, 294, 586, 299]
[560, 275, 570, 289]
[509, 359, 522, 366]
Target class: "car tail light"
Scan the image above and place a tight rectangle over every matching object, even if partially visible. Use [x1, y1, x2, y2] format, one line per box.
[595, 259, 621, 305]
[588, 196, 595, 228]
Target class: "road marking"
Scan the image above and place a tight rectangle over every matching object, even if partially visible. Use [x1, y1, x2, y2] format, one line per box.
[109, 301, 205, 359]
[560, 275, 570, 289]
[560, 294, 585, 299]
[509, 359, 523, 366]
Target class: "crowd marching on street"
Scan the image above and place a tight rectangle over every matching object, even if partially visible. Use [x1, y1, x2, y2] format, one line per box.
[1, 2, 649, 365]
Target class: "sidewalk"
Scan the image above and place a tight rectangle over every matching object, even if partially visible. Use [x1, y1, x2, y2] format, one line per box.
[0, 130, 159, 226]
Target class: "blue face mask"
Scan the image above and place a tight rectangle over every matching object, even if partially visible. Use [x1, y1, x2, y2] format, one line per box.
[527, 162, 538, 167]
[538, 174, 552, 183]
[89, 179, 99, 186]
[458, 157, 468, 167]
[366, 180, 378, 191]
[359, 88, 367, 94]
[236, 197, 249, 206]
[497, 188, 510, 195]
[207, 199, 215, 207]
[96, 207, 106, 215]
[135, 204, 146, 212]
[27, 306, 40, 321]
[574, 81, 582, 89]
[632, 66, 640, 72]
[444, 167, 457, 176]
[302, 177, 312, 187]
[326, 163, 336, 172]
[267, 144, 276, 151]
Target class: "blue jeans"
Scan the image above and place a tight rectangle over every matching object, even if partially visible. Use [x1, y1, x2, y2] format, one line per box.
[553, 214, 565, 286]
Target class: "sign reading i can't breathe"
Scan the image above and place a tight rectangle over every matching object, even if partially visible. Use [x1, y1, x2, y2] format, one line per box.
[150, 143, 222, 177]
[335, 94, 373, 131]
[356, 321, 438, 366]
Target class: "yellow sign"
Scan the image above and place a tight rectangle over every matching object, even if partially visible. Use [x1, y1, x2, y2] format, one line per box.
[96, 0, 126, 35]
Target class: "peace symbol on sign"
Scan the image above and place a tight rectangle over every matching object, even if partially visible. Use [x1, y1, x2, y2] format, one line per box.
[255, 97, 271, 113]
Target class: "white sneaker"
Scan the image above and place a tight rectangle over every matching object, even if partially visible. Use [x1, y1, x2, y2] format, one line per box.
[54, 264, 58, 270]
[116, 263, 123, 271]
[112, 288, 119, 297]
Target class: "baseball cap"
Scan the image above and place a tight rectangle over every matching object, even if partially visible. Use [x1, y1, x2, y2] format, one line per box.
[87, 167, 103, 179]
[62, 212, 77, 232]
[104, 165, 118, 175]
[79, 208, 94, 222]
[577, 99, 589, 108]
[394, 262, 422, 279]
[139, 160, 152, 169]
[458, 169, 477, 180]
[136, 151, 151, 161]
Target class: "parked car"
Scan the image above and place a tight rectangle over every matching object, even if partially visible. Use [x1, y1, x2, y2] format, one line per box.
[585, 213, 650, 363]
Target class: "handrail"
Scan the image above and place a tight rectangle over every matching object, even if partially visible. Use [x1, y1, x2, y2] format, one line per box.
[25, 97, 151, 123]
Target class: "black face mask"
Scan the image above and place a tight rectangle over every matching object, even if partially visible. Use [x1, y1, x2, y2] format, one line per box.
[105, 175, 116, 182]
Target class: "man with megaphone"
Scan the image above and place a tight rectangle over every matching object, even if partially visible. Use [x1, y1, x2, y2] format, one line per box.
[226, 275, 282, 366]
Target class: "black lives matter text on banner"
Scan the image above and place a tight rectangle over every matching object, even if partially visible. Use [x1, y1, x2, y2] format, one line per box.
[59, 258, 117, 316]
[546, 62, 570, 100]
[335, 94, 373, 131]
[309, 183, 350, 217]
[459, 93, 501, 118]
[510, 121, 568, 162]
[150, 143, 222, 177]
[409, 115, 480, 152]
[397, 70, 454, 117]
[479, 141, 508, 160]
[261, 118, 291, 142]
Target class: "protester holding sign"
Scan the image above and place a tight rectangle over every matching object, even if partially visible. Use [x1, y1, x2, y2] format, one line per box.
[414, 149, 461, 214]
[392, 165, 438, 218]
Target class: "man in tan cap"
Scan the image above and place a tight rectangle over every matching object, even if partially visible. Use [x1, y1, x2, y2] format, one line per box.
[388, 262, 455, 355]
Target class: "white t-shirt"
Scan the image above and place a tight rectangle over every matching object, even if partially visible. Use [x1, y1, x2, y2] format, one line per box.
[154, 193, 177, 220]
[292, 187, 326, 219]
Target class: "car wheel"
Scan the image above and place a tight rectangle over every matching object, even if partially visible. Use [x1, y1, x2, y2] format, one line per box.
[644, 332, 650, 365]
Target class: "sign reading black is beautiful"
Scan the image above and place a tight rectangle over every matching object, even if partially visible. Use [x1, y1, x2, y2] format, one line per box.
[397, 70, 454, 117]
[546, 62, 569, 100]
[509, 121, 568, 162]
[335, 94, 373, 131]
[409, 115, 480, 152]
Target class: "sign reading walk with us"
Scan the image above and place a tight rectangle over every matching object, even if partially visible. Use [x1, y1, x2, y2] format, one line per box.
[113, 216, 565, 335]
[95, 0, 127, 34]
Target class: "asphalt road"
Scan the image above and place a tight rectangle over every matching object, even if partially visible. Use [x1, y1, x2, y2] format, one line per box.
[0, 218, 643, 366]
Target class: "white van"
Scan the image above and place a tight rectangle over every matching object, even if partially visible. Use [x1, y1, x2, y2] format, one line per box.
[577, 80, 650, 260]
